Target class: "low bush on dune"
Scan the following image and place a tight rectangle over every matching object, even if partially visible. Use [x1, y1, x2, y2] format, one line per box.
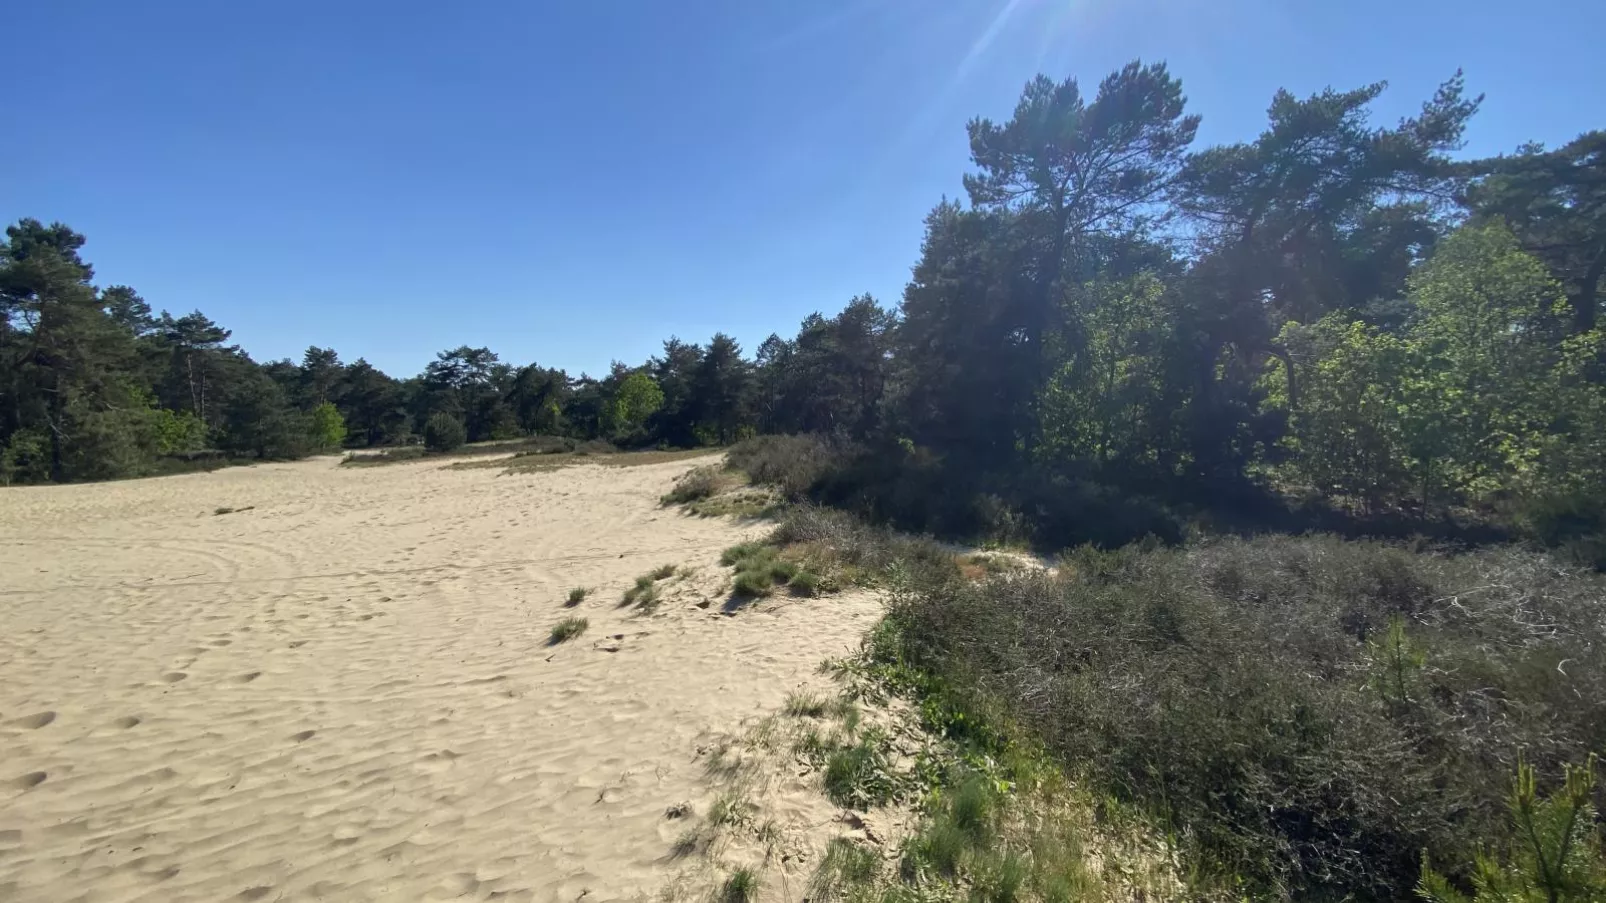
[726, 434, 841, 501]
[422, 414, 467, 453]
[875, 533, 1606, 899]
[729, 433, 1180, 551]
[660, 465, 725, 505]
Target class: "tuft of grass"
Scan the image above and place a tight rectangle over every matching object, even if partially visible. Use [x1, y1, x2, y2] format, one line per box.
[565, 587, 588, 607]
[788, 570, 822, 596]
[650, 563, 678, 581]
[905, 819, 968, 879]
[212, 505, 255, 516]
[808, 837, 880, 902]
[622, 574, 661, 608]
[731, 569, 774, 599]
[718, 868, 759, 903]
[721, 542, 767, 566]
[784, 691, 830, 718]
[708, 790, 754, 828]
[548, 616, 588, 645]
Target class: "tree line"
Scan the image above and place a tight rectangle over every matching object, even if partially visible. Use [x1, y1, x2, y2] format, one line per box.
[5, 60, 1602, 548]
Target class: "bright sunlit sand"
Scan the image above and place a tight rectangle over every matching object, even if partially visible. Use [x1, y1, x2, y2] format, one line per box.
[0, 455, 879, 902]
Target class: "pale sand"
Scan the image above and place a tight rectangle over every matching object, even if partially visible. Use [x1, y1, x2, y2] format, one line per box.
[0, 455, 881, 901]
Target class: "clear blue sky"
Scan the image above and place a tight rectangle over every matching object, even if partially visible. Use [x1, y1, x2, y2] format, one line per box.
[7, 0, 1602, 378]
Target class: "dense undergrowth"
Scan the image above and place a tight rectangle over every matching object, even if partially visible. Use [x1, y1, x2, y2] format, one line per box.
[728, 433, 1604, 568]
[748, 503, 1606, 901]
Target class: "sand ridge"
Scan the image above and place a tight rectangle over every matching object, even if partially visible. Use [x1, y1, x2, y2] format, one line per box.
[0, 454, 881, 901]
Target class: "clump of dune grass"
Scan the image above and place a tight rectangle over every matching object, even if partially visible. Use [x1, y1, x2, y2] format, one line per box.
[809, 838, 880, 902]
[722, 541, 823, 600]
[784, 691, 830, 718]
[622, 576, 660, 607]
[650, 563, 678, 580]
[719, 868, 759, 903]
[565, 587, 588, 607]
[548, 616, 588, 645]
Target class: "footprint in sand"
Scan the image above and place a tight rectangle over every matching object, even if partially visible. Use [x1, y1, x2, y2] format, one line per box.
[232, 672, 262, 684]
[290, 730, 317, 742]
[160, 672, 187, 683]
[112, 716, 141, 729]
[12, 711, 55, 730]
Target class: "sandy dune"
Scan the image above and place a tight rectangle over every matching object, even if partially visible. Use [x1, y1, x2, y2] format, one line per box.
[0, 455, 880, 902]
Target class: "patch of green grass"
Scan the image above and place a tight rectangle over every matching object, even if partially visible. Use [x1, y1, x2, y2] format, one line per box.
[823, 731, 898, 810]
[723, 542, 815, 601]
[622, 574, 661, 607]
[731, 570, 774, 598]
[788, 569, 822, 596]
[808, 837, 880, 902]
[688, 488, 779, 520]
[718, 868, 759, 903]
[721, 542, 768, 566]
[548, 616, 588, 645]
[565, 587, 588, 607]
[904, 818, 968, 879]
[650, 563, 678, 580]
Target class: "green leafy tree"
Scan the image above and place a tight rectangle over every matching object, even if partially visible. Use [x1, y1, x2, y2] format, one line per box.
[150, 408, 208, 455]
[605, 370, 663, 438]
[1406, 221, 1569, 503]
[218, 372, 308, 459]
[306, 401, 348, 450]
[422, 413, 467, 452]
[1274, 316, 1416, 507]
[1464, 132, 1606, 334]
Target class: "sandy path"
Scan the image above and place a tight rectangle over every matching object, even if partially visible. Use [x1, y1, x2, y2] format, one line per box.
[0, 455, 880, 902]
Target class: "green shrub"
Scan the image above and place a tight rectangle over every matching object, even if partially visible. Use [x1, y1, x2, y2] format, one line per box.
[789, 570, 822, 596]
[881, 534, 1606, 899]
[306, 401, 348, 450]
[548, 616, 588, 644]
[727, 434, 840, 500]
[423, 414, 467, 453]
[823, 731, 898, 809]
[661, 465, 724, 505]
[1418, 756, 1605, 903]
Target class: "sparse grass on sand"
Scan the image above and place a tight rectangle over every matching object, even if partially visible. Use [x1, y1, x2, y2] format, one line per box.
[622, 563, 681, 609]
[547, 616, 588, 645]
[565, 587, 588, 607]
[718, 868, 759, 903]
[492, 447, 716, 476]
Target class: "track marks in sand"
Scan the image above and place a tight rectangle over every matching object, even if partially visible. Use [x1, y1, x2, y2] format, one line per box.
[0, 453, 877, 902]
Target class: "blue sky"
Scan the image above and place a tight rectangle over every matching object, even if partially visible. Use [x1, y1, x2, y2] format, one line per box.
[7, 0, 1602, 378]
